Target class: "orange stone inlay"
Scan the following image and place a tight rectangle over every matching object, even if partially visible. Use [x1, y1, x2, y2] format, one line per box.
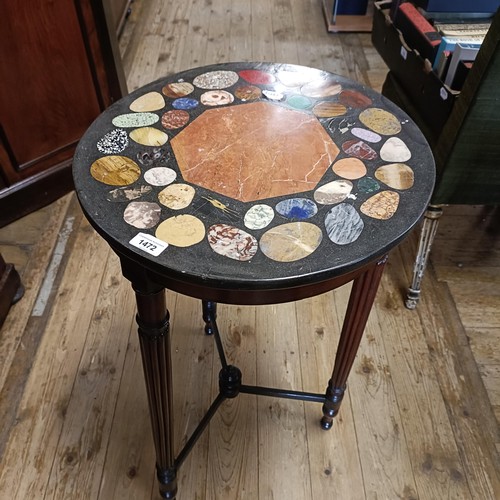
[170, 102, 340, 202]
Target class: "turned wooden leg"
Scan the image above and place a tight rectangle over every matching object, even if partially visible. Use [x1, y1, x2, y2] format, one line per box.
[406, 205, 443, 310]
[321, 256, 387, 429]
[135, 287, 177, 499]
[0, 254, 24, 329]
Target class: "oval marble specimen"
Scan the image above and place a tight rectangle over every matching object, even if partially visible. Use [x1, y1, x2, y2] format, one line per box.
[351, 127, 381, 143]
[276, 198, 318, 220]
[312, 101, 347, 118]
[107, 185, 152, 202]
[359, 108, 402, 135]
[260, 222, 323, 262]
[234, 85, 262, 101]
[325, 203, 364, 245]
[193, 70, 239, 89]
[360, 191, 400, 220]
[301, 79, 342, 98]
[375, 163, 414, 190]
[162, 82, 194, 98]
[238, 69, 276, 85]
[380, 137, 411, 162]
[161, 110, 190, 129]
[91, 156, 141, 186]
[158, 183, 195, 209]
[129, 92, 165, 112]
[339, 89, 372, 109]
[156, 214, 205, 247]
[112, 112, 159, 128]
[332, 157, 367, 179]
[287, 95, 312, 110]
[207, 224, 258, 261]
[314, 180, 353, 204]
[200, 90, 234, 106]
[244, 204, 274, 230]
[130, 127, 168, 146]
[358, 177, 380, 194]
[96, 129, 128, 154]
[276, 69, 318, 87]
[172, 98, 199, 110]
[341, 140, 378, 161]
[123, 201, 161, 229]
[144, 167, 177, 186]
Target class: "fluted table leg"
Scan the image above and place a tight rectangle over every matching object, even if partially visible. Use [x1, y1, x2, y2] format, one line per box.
[321, 256, 387, 429]
[135, 287, 177, 499]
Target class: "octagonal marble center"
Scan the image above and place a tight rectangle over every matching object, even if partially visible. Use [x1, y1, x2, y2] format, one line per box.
[170, 102, 340, 202]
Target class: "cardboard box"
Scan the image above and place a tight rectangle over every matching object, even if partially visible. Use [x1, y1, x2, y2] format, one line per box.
[372, 1, 457, 137]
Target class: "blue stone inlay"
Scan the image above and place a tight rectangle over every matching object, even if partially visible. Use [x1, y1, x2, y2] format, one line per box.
[276, 198, 318, 220]
[172, 98, 199, 110]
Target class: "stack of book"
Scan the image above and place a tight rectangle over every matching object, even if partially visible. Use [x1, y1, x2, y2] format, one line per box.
[390, 0, 498, 89]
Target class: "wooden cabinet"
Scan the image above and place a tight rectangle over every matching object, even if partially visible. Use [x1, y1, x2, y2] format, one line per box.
[0, 0, 127, 227]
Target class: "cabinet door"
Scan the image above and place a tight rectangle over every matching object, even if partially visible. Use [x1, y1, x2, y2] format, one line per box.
[0, 0, 125, 226]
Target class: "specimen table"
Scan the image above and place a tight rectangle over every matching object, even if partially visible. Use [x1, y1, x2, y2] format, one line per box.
[73, 62, 435, 499]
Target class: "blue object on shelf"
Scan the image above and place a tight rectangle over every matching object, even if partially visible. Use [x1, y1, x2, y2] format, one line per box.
[335, 0, 369, 16]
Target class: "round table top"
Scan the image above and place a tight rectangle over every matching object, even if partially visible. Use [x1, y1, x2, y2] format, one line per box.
[73, 62, 434, 293]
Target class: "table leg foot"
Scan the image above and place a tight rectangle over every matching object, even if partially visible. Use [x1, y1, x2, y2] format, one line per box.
[157, 466, 177, 499]
[321, 385, 345, 430]
[202, 300, 217, 335]
[321, 257, 387, 429]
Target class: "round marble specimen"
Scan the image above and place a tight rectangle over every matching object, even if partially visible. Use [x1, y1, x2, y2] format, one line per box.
[156, 214, 205, 247]
[276, 198, 318, 220]
[360, 191, 400, 220]
[96, 129, 128, 154]
[351, 127, 382, 143]
[112, 112, 159, 128]
[287, 95, 312, 110]
[90, 156, 141, 186]
[314, 180, 353, 204]
[375, 163, 414, 190]
[341, 140, 378, 161]
[158, 183, 195, 209]
[207, 224, 258, 261]
[144, 167, 177, 186]
[380, 137, 412, 162]
[359, 108, 402, 135]
[161, 82, 194, 98]
[358, 177, 380, 194]
[107, 185, 152, 202]
[129, 127, 168, 146]
[325, 203, 364, 245]
[172, 98, 199, 110]
[193, 70, 239, 89]
[260, 222, 323, 262]
[301, 79, 342, 98]
[129, 92, 165, 112]
[234, 85, 262, 101]
[332, 157, 367, 180]
[238, 69, 276, 85]
[123, 201, 161, 229]
[312, 101, 347, 118]
[244, 204, 274, 230]
[161, 110, 190, 129]
[338, 90, 372, 109]
[200, 90, 234, 106]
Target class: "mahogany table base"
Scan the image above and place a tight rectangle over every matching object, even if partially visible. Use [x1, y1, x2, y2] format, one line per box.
[129, 256, 387, 500]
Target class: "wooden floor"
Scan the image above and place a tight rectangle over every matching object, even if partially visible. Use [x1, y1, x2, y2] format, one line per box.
[1, 1, 499, 498]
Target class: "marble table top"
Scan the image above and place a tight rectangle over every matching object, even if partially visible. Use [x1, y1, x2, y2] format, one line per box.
[73, 62, 435, 291]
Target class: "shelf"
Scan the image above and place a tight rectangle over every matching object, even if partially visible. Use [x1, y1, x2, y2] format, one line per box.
[322, 0, 373, 33]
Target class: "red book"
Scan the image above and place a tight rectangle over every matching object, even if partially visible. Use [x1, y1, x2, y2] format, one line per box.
[394, 2, 442, 63]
